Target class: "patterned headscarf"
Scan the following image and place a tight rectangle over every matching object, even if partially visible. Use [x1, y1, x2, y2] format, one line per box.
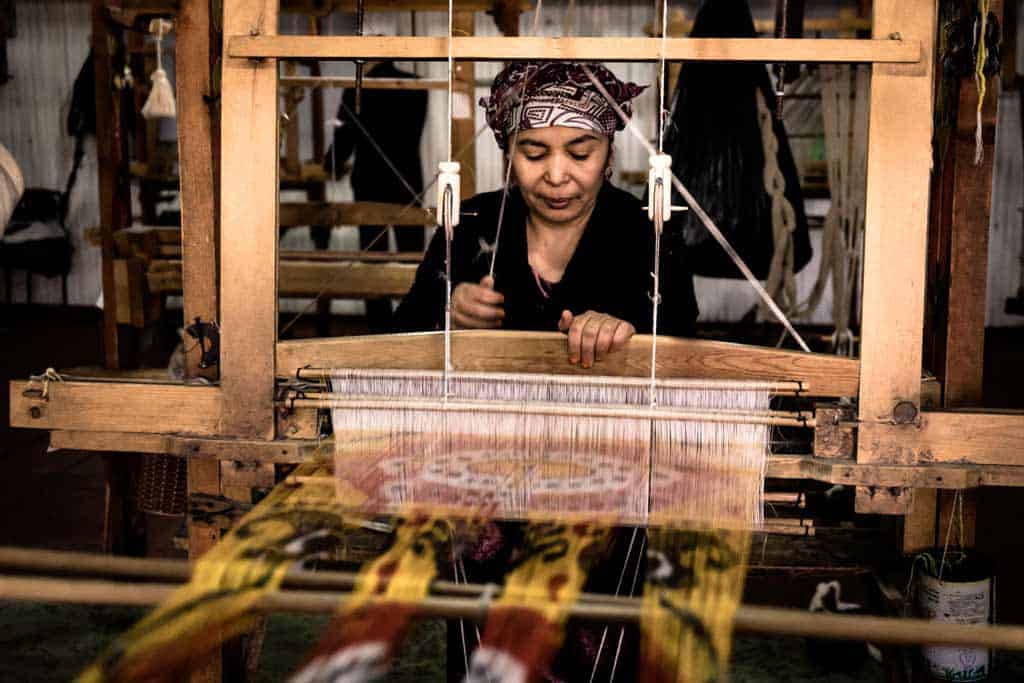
[480, 62, 647, 150]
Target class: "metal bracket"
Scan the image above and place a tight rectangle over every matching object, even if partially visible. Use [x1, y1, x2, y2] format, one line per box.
[185, 317, 220, 369]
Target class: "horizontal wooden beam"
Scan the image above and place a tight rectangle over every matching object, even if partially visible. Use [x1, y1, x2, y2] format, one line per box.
[10, 381, 222, 436]
[279, 201, 436, 227]
[280, 76, 452, 90]
[148, 260, 416, 297]
[49, 430, 168, 454]
[46, 430, 319, 462]
[230, 36, 921, 64]
[768, 454, 1024, 489]
[283, 0, 530, 11]
[113, 0, 528, 14]
[859, 411, 1024, 467]
[36, 422, 1024, 488]
[275, 331, 860, 396]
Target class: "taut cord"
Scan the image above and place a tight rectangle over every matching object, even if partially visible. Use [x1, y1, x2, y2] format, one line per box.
[580, 66, 812, 353]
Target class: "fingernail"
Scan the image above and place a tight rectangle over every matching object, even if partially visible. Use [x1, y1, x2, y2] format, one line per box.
[569, 356, 578, 364]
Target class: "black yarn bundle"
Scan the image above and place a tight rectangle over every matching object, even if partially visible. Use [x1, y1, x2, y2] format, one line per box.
[663, 0, 811, 279]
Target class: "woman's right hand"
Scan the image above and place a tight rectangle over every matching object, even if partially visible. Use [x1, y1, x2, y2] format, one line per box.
[452, 275, 505, 329]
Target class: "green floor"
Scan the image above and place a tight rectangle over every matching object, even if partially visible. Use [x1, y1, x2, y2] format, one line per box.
[6, 600, 1023, 682]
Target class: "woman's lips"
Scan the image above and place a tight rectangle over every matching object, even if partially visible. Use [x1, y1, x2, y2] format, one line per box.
[543, 197, 572, 209]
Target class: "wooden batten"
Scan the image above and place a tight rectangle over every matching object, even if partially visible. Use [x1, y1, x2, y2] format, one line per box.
[229, 36, 921, 64]
[275, 331, 861, 396]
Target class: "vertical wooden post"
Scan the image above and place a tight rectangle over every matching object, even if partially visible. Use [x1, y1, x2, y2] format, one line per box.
[92, 0, 124, 369]
[855, 0, 937, 512]
[904, 1, 1001, 552]
[452, 11, 476, 197]
[177, 0, 221, 381]
[220, 0, 279, 439]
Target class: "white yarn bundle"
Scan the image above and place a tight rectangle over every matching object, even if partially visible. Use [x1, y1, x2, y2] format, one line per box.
[141, 18, 176, 120]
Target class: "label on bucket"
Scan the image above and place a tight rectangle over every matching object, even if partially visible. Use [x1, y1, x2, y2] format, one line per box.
[918, 573, 991, 682]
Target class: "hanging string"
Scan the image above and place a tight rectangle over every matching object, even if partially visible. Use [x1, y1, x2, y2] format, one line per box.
[447, 0, 455, 163]
[580, 66, 812, 353]
[657, 0, 669, 153]
[278, 121, 493, 337]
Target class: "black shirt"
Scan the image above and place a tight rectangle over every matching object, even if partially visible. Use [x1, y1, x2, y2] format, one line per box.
[325, 61, 427, 204]
[393, 184, 699, 337]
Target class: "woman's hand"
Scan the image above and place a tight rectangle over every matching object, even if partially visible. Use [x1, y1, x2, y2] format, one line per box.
[452, 276, 505, 329]
[558, 310, 635, 368]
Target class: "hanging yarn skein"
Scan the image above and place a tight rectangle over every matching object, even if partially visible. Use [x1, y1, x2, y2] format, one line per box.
[141, 18, 177, 120]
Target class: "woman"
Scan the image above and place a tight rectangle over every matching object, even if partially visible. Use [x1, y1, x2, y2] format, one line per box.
[395, 62, 698, 682]
[394, 62, 699, 366]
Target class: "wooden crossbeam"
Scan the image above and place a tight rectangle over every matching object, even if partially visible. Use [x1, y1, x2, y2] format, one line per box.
[280, 76, 452, 90]
[229, 36, 921, 64]
[10, 381, 222, 436]
[147, 260, 416, 297]
[279, 201, 436, 227]
[275, 331, 861, 396]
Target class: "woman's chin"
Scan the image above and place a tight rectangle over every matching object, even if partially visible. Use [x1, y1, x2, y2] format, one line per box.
[536, 205, 583, 225]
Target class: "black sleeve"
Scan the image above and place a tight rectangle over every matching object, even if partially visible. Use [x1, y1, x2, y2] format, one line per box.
[324, 88, 357, 176]
[392, 226, 447, 332]
[656, 246, 700, 338]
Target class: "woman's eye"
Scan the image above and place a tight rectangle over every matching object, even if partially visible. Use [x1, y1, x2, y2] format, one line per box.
[570, 153, 590, 161]
[525, 154, 545, 162]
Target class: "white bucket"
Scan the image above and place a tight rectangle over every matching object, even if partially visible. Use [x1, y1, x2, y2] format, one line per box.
[918, 572, 992, 681]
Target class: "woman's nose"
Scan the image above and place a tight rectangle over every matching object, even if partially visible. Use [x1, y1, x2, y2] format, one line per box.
[544, 155, 569, 186]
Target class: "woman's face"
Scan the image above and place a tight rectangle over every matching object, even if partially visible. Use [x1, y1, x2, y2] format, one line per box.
[510, 126, 611, 227]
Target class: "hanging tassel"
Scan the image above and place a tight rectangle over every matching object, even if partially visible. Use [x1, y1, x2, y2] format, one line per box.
[141, 18, 176, 120]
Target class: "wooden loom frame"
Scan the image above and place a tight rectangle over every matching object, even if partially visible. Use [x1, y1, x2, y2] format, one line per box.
[9, 0, 1024, 543]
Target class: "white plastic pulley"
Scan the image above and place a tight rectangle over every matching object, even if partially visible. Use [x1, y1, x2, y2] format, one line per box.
[436, 161, 461, 237]
[647, 153, 673, 225]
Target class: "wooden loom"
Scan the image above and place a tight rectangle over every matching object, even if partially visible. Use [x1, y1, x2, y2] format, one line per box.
[7, 0, 1024, 671]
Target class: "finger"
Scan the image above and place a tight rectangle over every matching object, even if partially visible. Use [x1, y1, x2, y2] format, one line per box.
[594, 319, 617, 362]
[460, 299, 505, 322]
[558, 310, 573, 333]
[611, 321, 636, 350]
[567, 313, 585, 365]
[470, 281, 504, 305]
[579, 314, 604, 369]
[453, 308, 502, 329]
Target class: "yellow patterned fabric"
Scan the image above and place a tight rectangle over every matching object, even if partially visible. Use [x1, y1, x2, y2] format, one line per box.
[467, 521, 612, 681]
[291, 515, 452, 680]
[640, 529, 750, 682]
[79, 465, 350, 682]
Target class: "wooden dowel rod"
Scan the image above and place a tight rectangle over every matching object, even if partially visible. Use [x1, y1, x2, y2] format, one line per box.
[285, 395, 816, 428]
[0, 547, 632, 606]
[294, 368, 805, 395]
[2, 574, 1023, 651]
[229, 36, 920, 65]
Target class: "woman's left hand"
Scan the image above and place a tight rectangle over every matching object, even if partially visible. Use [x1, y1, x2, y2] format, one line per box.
[558, 310, 635, 368]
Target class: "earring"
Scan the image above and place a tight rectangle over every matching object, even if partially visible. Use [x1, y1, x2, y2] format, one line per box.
[604, 165, 613, 180]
